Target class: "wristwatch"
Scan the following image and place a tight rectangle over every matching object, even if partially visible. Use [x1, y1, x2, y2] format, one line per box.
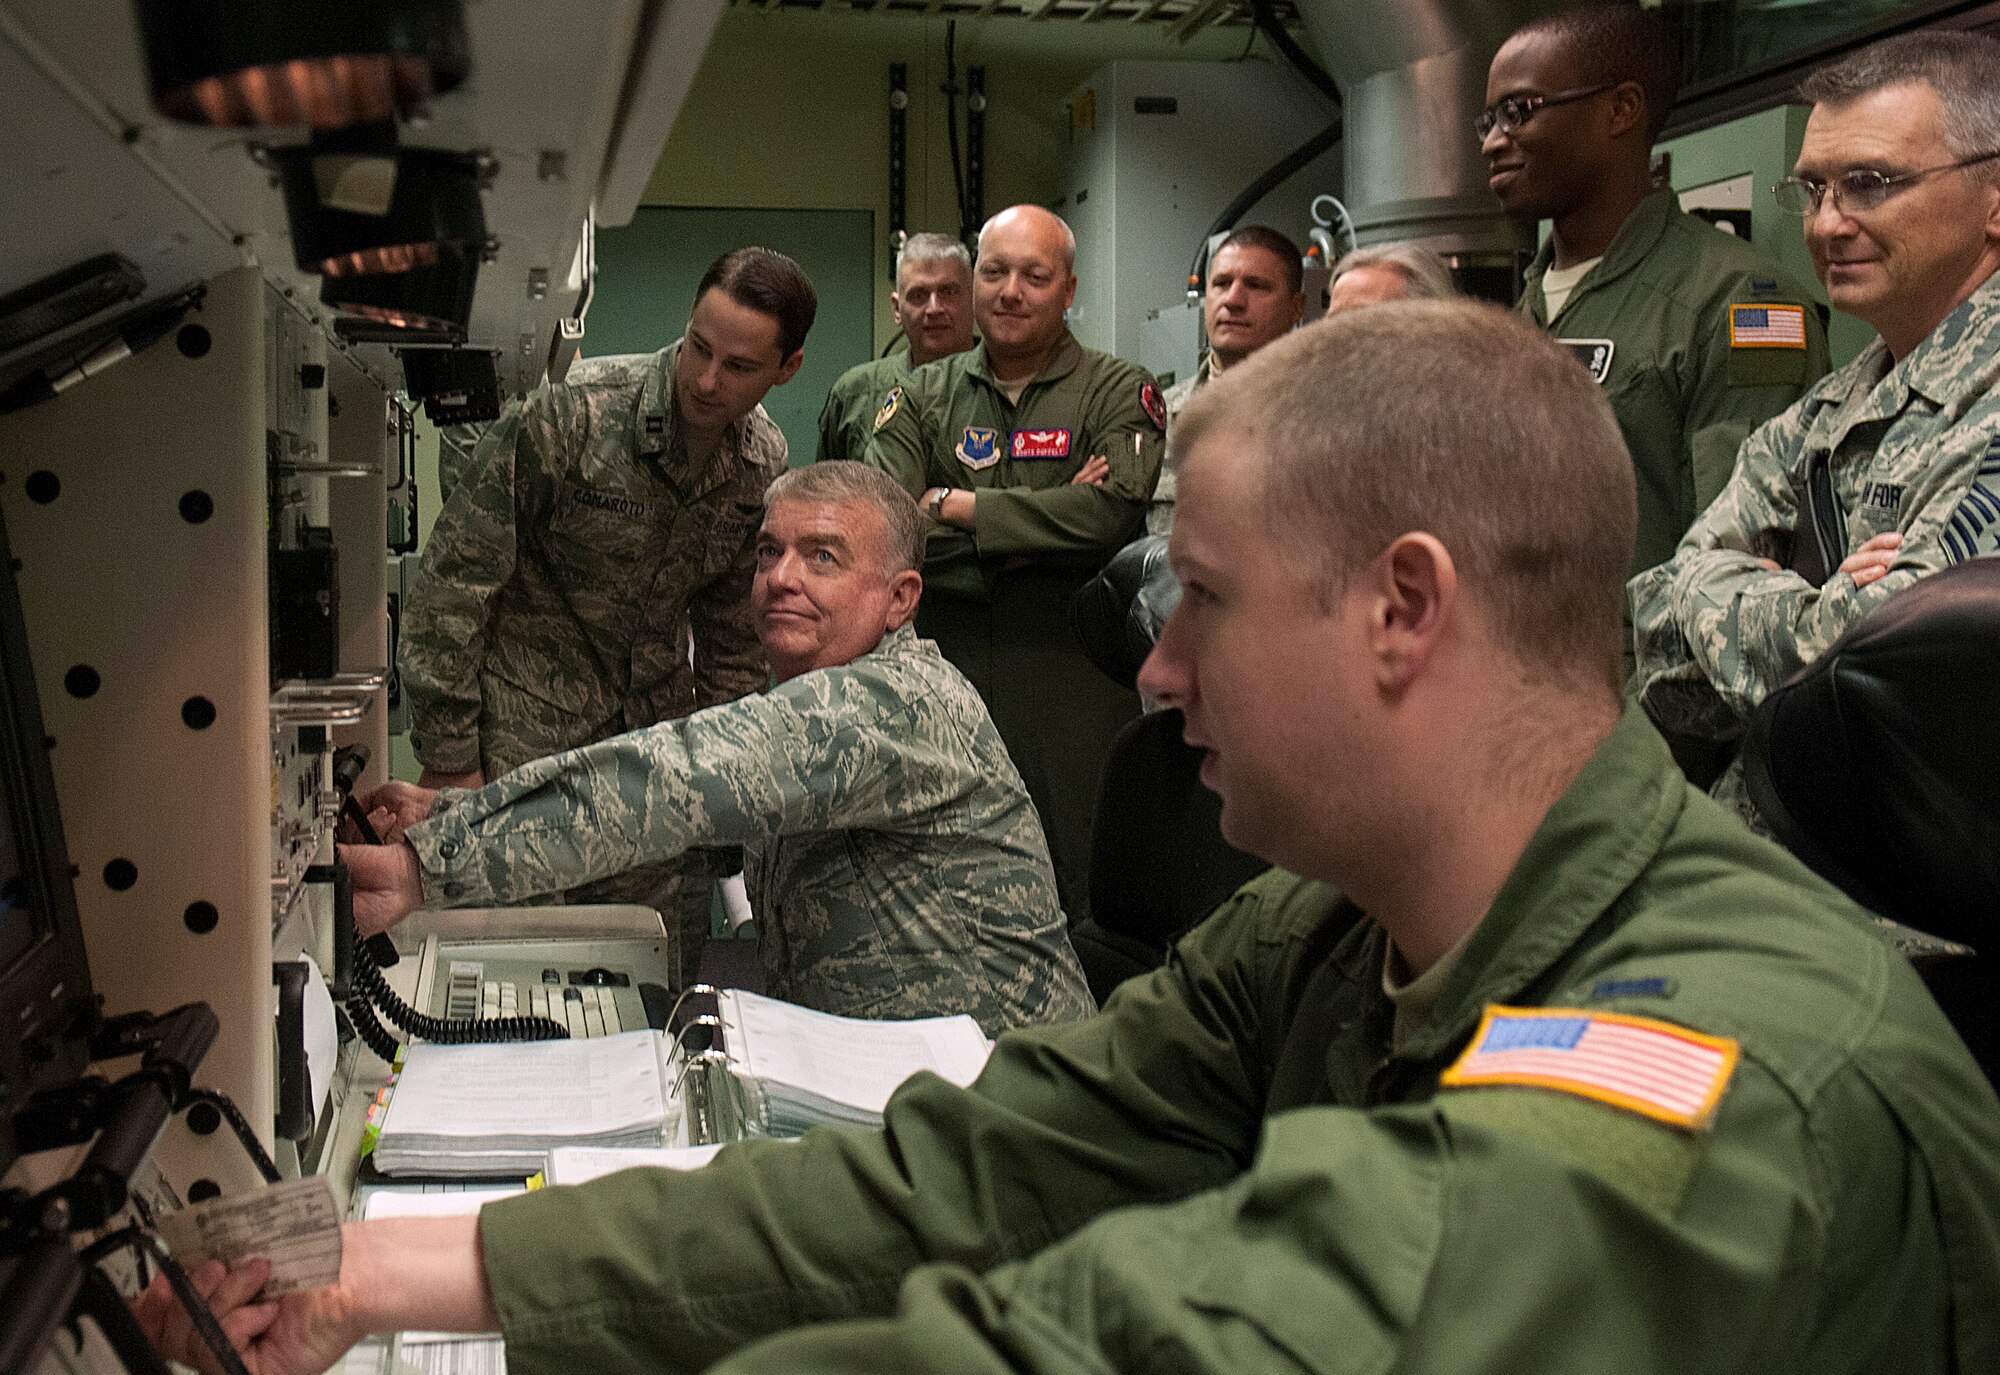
[927, 488, 950, 520]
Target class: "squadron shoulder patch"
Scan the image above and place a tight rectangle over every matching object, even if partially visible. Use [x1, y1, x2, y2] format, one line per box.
[872, 386, 904, 432]
[1730, 303, 1808, 349]
[956, 425, 1000, 470]
[1441, 1005, 1739, 1130]
[1139, 380, 1167, 430]
[1557, 338, 1615, 384]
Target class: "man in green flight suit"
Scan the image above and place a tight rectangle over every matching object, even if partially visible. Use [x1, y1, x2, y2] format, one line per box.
[865, 204, 1166, 922]
[145, 302, 2000, 1375]
[815, 232, 977, 464]
[1483, 2, 1830, 576]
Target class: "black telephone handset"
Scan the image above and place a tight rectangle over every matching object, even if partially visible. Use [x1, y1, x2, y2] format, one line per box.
[329, 746, 569, 1060]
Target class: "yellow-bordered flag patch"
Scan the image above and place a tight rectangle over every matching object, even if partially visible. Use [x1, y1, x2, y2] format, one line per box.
[1442, 1005, 1739, 1130]
[1730, 303, 1807, 349]
[873, 386, 904, 432]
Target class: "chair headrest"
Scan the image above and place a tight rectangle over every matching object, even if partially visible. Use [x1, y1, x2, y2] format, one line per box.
[1743, 558, 2000, 946]
[1069, 534, 1180, 692]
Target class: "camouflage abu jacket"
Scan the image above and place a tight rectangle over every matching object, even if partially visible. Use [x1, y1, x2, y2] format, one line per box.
[1631, 274, 2000, 815]
[400, 343, 787, 777]
[405, 625, 1096, 1036]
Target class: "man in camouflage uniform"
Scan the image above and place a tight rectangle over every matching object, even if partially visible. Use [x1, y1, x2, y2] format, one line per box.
[1633, 31, 2000, 820]
[1149, 225, 1306, 537]
[1484, 4, 1830, 577]
[398, 247, 815, 966]
[817, 233, 976, 464]
[865, 205, 1166, 922]
[352, 463, 1093, 1037]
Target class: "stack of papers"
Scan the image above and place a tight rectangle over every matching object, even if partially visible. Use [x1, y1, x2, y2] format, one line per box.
[544, 1143, 727, 1184]
[720, 990, 991, 1136]
[372, 1030, 676, 1177]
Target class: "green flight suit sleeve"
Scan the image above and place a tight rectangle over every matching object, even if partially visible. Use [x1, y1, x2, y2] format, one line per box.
[705, 1063, 1888, 1375]
[399, 401, 537, 775]
[973, 369, 1165, 560]
[863, 381, 940, 494]
[815, 386, 844, 464]
[478, 885, 1294, 1373]
[410, 653, 977, 906]
[1684, 293, 1830, 515]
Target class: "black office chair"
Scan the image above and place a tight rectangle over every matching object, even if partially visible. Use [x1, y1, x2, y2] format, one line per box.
[1068, 709, 1269, 1004]
[1742, 558, 2000, 1083]
[1068, 534, 1178, 694]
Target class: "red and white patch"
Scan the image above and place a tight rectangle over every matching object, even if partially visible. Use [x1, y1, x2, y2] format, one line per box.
[1139, 380, 1167, 430]
[1011, 427, 1073, 459]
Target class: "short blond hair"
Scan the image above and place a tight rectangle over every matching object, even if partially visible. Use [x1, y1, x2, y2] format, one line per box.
[1171, 300, 1635, 692]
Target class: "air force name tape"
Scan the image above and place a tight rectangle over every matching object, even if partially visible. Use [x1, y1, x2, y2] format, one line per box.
[956, 425, 1000, 470]
[1442, 1005, 1739, 1130]
[1012, 427, 1072, 459]
[873, 385, 904, 432]
[1730, 303, 1808, 349]
[1559, 338, 1615, 385]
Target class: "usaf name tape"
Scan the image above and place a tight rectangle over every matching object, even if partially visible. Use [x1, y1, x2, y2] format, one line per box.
[1442, 1005, 1740, 1130]
[156, 1175, 344, 1296]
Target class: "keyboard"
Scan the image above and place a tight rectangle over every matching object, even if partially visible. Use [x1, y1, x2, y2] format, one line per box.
[443, 961, 629, 1036]
[409, 925, 681, 1041]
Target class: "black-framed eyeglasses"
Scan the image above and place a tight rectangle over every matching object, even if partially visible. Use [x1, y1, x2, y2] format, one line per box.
[1475, 82, 1617, 139]
[1774, 150, 2000, 215]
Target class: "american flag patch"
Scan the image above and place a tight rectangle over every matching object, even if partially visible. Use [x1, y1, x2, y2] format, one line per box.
[1730, 303, 1807, 349]
[1441, 1006, 1739, 1129]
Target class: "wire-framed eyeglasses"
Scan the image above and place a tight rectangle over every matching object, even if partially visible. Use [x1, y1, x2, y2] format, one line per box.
[1773, 150, 2000, 215]
[1475, 82, 1617, 139]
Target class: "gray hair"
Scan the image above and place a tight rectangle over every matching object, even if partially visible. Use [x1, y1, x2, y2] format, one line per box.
[765, 463, 927, 574]
[1330, 244, 1458, 302]
[897, 232, 972, 279]
[1170, 300, 1635, 695]
[1799, 31, 2000, 166]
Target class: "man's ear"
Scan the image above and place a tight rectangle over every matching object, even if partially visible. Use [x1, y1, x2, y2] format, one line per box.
[885, 569, 923, 628]
[776, 349, 805, 386]
[1365, 533, 1457, 692]
[1606, 80, 1649, 142]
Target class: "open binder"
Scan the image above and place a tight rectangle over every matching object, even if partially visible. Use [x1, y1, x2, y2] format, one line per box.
[670, 986, 993, 1145]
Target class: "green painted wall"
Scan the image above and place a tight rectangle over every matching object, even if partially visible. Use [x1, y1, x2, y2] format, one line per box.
[1661, 104, 1877, 367]
[637, 10, 1265, 353]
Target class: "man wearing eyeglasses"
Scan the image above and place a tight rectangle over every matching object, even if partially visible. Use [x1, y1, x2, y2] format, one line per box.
[1483, 4, 1829, 579]
[1633, 30, 2000, 825]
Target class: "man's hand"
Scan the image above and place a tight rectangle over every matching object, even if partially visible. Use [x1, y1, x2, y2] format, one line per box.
[134, 1257, 364, 1375]
[352, 781, 442, 844]
[1070, 455, 1111, 487]
[418, 767, 485, 791]
[1839, 531, 1903, 588]
[337, 841, 428, 937]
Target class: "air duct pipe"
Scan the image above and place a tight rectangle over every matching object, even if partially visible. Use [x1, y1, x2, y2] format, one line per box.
[1293, 0, 1582, 294]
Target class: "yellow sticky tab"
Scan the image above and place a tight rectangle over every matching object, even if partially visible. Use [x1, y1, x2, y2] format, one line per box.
[1729, 303, 1808, 349]
[1441, 1005, 1739, 1130]
[873, 386, 904, 432]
